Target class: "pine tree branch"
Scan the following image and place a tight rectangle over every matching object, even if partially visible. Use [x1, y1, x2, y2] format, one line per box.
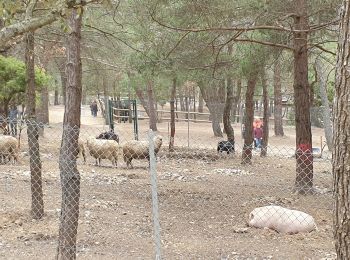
[233, 38, 293, 50]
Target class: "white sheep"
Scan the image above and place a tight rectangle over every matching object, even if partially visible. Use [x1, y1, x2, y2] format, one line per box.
[0, 135, 19, 164]
[86, 137, 120, 166]
[248, 205, 317, 234]
[122, 135, 163, 168]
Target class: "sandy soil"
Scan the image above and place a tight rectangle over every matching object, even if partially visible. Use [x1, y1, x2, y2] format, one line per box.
[0, 105, 334, 259]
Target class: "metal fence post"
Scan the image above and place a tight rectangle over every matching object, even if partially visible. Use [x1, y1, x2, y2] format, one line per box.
[133, 100, 139, 140]
[148, 130, 161, 259]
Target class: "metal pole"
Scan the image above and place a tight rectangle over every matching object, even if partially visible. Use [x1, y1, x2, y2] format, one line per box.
[148, 130, 161, 260]
[133, 100, 139, 140]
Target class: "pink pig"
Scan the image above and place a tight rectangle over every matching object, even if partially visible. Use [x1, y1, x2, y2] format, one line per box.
[248, 205, 317, 234]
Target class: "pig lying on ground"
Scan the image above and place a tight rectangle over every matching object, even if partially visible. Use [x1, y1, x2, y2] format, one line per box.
[248, 205, 316, 234]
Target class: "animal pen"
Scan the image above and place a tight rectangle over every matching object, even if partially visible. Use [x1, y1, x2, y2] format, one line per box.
[0, 113, 334, 259]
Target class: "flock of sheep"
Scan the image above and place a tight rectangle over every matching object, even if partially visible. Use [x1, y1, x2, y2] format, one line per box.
[0, 130, 163, 168]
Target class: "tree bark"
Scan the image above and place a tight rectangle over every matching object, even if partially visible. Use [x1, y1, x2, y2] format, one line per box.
[273, 58, 284, 136]
[310, 64, 317, 106]
[102, 75, 109, 124]
[179, 91, 185, 112]
[333, 1, 350, 257]
[134, 85, 150, 116]
[53, 88, 60, 106]
[208, 103, 223, 137]
[57, 7, 83, 260]
[223, 75, 234, 141]
[192, 87, 196, 120]
[260, 71, 269, 157]
[293, 0, 313, 194]
[37, 86, 49, 124]
[315, 59, 333, 152]
[59, 64, 67, 106]
[25, 31, 44, 220]
[241, 77, 256, 164]
[169, 77, 176, 152]
[198, 82, 224, 137]
[184, 96, 189, 119]
[147, 80, 158, 131]
[232, 78, 242, 123]
[198, 92, 204, 113]
[3, 98, 10, 120]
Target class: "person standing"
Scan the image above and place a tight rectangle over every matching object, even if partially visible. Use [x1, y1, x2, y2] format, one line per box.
[90, 101, 94, 116]
[91, 101, 98, 117]
[254, 126, 263, 149]
[8, 105, 18, 137]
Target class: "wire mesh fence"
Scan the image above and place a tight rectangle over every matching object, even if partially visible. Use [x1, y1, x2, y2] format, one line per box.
[0, 117, 334, 259]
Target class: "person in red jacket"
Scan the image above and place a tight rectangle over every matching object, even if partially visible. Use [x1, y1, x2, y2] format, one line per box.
[254, 126, 263, 149]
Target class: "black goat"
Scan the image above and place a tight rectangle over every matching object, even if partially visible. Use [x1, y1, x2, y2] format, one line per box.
[96, 130, 119, 144]
[217, 140, 235, 154]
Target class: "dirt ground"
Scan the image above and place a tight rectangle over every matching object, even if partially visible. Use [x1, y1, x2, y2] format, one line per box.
[0, 105, 334, 259]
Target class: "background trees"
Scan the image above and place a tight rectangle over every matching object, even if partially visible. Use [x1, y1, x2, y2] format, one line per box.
[1, 0, 349, 258]
[0, 56, 49, 116]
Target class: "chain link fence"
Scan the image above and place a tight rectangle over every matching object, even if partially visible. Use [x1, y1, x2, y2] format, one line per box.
[0, 116, 334, 259]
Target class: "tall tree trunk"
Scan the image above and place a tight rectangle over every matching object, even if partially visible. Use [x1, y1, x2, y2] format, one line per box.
[59, 66, 67, 106]
[102, 76, 108, 124]
[293, 0, 313, 194]
[179, 88, 185, 112]
[134, 85, 150, 116]
[57, 7, 83, 260]
[261, 71, 269, 157]
[208, 102, 223, 137]
[169, 77, 176, 152]
[223, 75, 234, 141]
[193, 87, 196, 120]
[36, 86, 49, 136]
[198, 92, 204, 113]
[198, 82, 224, 137]
[0, 20, 7, 56]
[242, 77, 256, 164]
[333, 1, 350, 257]
[310, 65, 317, 106]
[25, 30, 44, 220]
[184, 96, 189, 119]
[54, 87, 59, 105]
[37, 86, 49, 124]
[4, 98, 10, 120]
[147, 80, 157, 131]
[232, 78, 242, 123]
[273, 59, 284, 136]
[315, 59, 333, 152]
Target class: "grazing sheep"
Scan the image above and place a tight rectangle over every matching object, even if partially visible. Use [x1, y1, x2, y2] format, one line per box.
[86, 137, 120, 166]
[96, 130, 119, 143]
[0, 135, 19, 164]
[217, 139, 235, 154]
[248, 205, 316, 234]
[123, 135, 163, 168]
